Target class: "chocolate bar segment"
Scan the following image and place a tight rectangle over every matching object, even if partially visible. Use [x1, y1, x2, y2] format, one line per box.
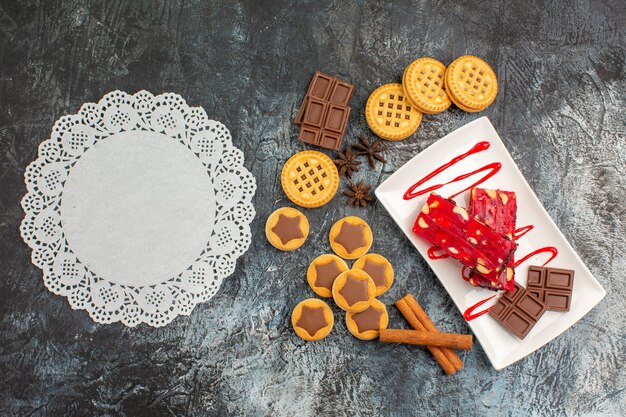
[489, 282, 547, 339]
[302, 97, 328, 128]
[307, 72, 335, 100]
[323, 105, 350, 133]
[526, 265, 574, 312]
[329, 81, 354, 105]
[295, 71, 354, 150]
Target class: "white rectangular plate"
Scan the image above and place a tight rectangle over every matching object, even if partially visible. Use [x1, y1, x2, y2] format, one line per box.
[375, 117, 606, 370]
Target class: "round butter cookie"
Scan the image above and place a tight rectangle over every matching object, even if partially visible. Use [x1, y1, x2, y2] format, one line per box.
[307, 254, 349, 298]
[291, 298, 334, 341]
[365, 83, 422, 141]
[329, 216, 373, 259]
[402, 57, 451, 114]
[331, 269, 376, 313]
[265, 207, 309, 251]
[346, 298, 389, 340]
[281, 150, 339, 208]
[352, 253, 394, 296]
[444, 55, 498, 112]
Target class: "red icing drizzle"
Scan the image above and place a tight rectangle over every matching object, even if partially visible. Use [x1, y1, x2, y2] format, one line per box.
[513, 225, 534, 240]
[463, 295, 497, 321]
[427, 246, 449, 260]
[461, 266, 471, 281]
[514, 246, 558, 268]
[404, 141, 500, 200]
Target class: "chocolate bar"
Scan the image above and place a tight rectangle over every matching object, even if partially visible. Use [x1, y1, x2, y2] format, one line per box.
[413, 193, 517, 277]
[526, 265, 574, 312]
[489, 282, 547, 339]
[295, 72, 354, 150]
[468, 188, 517, 291]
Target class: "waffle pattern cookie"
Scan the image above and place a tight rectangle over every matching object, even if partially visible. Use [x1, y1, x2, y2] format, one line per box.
[402, 58, 451, 114]
[281, 150, 339, 208]
[365, 83, 422, 141]
[444, 55, 498, 112]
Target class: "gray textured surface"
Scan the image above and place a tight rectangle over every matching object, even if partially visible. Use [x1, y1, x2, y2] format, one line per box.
[1, 0, 625, 416]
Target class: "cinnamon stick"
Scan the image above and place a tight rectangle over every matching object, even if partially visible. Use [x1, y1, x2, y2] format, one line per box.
[401, 294, 464, 371]
[380, 329, 473, 351]
[395, 298, 458, 375]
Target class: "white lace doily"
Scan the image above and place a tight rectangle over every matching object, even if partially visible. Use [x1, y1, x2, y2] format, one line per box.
[20, 91, 256, 327]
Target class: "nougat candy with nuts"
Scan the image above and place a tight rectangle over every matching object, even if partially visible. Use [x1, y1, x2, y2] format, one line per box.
[468, 188, 517, 291]
[413, 193, 516, 279]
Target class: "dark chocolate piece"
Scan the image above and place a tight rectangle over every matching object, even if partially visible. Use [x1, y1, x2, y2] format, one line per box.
[302, 97, 328, 128]
[329, 81, 354, 106]
[314, 261, 343, 290]
[296, 306, 328, 337]
[361, 260, 387, 287]
[339, 275, 369, 306]
[489, 282, 547, 339]
[295, 71, 354, 150]
[334, 222, 366, 254]
[352, 306, 383, 333]
[526, 265, 574, 312]
[271, 214, 303, 245]
[306, 72, 335, 100]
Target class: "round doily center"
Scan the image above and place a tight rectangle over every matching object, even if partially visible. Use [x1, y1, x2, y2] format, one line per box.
[61, 131, 215, 287]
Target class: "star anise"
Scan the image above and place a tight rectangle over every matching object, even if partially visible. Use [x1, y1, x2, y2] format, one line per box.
[354, 134, 387, 169]
[333, 145, 361, 178]
[344, 180, 374, 207]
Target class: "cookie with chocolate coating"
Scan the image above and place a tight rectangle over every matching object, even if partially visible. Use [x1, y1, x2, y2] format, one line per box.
[329, 216, 373, 259]
[346, 299, 389, 340]
[291, 298, 334, 341]
[307, 254, 349, 298]
[331, 269, 376, 313]
[352, 253, 394, 296]
[265, 207, 309, 251]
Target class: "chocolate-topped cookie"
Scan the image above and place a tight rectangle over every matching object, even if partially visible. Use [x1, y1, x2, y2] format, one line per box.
[346, 298, 389, 340]
[331, 269, 376, 313]
[329, 216, 373, 259]
[291, 298, 334, 341]
[352, 253, 394, 296]
[307, 254, 349, 298]
[265, 207, 309, 251]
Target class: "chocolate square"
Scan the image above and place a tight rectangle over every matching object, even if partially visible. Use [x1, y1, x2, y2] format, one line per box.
[302, 97, 328, 128]
[298, 127, 320, 145]
[489, 299, 509, 320]
[545, 268, 575, 290]
[503, 309, 534, 339]
[306, 72, 335, 100]
[323, 105, 350, 133]
[319, 131, 342, 150]
[328, 81, 354, 105]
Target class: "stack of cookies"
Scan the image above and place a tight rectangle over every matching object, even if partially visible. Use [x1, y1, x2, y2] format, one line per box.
[365, 55, 498, 141]
[291, 216, 395, 341]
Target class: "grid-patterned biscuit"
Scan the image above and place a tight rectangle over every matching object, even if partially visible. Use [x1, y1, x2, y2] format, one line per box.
[402, 58, 451, 114]
[281, 150, 339, 208]
[444, 55, 498, 112]
[365, 83, 422, 141]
